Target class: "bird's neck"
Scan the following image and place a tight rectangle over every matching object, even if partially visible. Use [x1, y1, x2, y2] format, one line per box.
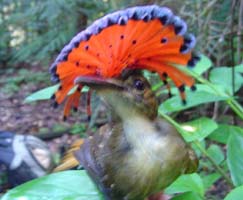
[122, 115, 160, 149]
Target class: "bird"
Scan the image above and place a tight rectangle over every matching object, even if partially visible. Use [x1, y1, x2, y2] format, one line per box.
[49, 5, 200, 200]
[54, 71, 198, 200]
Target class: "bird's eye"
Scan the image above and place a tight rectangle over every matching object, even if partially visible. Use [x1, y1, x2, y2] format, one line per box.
[134, 79, 145, 91]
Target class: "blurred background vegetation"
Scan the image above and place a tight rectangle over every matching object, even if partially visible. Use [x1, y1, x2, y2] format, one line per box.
[1, 0, 242, 68]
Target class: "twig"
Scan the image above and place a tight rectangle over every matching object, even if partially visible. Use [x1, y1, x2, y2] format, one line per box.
[237, 0, 243, 64]
[230, 0, 237, 124]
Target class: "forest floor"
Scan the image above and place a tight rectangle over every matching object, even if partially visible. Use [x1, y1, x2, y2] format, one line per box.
[0, 64, 103, 158]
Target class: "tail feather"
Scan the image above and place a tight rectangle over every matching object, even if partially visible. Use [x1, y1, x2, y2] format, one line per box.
[53, 139, 84, 172]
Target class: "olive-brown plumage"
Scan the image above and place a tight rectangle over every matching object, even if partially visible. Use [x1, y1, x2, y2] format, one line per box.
[55, 72, 198, 200]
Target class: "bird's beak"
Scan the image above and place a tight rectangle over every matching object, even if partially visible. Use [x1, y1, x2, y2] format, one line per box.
[74, 76, 124, 90]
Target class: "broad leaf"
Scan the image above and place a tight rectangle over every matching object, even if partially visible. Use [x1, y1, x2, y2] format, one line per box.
[25, 85, 89, 103]
[171, 192, 202, 200]
[207, 144, 224, 165]
[25, 84, 59, 102]
[224, 186, 243, 200]
[180, 117, 218, 142]
[208, 124, 242, 144]
[209, 67, 243, 95]
[235, 64, 243, 73]
[159, 90, 228, 114]
[2, 170, 104, 200]
[202, 173, 221, 190]
[165, 173, 204, 197]
[227, 130, 243, 186]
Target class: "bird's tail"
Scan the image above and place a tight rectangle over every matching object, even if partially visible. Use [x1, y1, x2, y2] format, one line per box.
[53, 139, 84, 172]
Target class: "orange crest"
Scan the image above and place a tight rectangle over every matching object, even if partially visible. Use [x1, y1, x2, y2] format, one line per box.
[50, 5, 199, 119]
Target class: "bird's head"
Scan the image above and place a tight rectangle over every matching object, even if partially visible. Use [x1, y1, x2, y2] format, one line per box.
[75, 71, 158, 121]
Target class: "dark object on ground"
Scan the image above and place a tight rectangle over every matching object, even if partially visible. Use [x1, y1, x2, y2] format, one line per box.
[0, 131, 54, 189]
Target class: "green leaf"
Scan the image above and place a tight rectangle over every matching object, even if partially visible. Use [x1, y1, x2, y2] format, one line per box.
[207, 144, 224, 165]
[208, 124, 240, 144]
[227, 130, 243, 186]
[25, 85, 89, 103]
[171, 192, 202, 200]
[25, 84, 59, 103]
[224, 186, 243, 200]
[180, 117, 218, 142]
[2, 171, 104, 200]
[209, 67, 243, 95]
[165, 173, 204, 197]
[235, 64, 243, 73]
[202, 173, 221, 190]
[191, 54, 212, 75]
[159, 90, 228, 113]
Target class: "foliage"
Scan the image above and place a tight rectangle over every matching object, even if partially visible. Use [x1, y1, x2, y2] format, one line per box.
[1, 171, 104, 200]
[0, 0, 110, 66]
[1, 0, 243, 200]
[157, 0, 243, 66]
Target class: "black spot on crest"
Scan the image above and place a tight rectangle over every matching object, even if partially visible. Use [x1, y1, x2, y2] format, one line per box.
[179, 84, 185, 92]
[180, 44, 188, 53]
[175, 25, 183, 35]
[84, 33, 91, 41]
[191, 85, 196, 91]
[74, 41, 80, 48]
[182, 99, 187, 105]
[77, 87, 82, 92]
[163, 80, 168, 85]
[193, 55, 201, 61]
[184, 37, 192, 44]
[51, 94, 55, 100]
[188, 58, 196, 67]
[161, 38, 167, 43]
[85, 45, 89, 51]
[119, 18, 126, 25]
[52, 101, 58, 109]
[132, 40, 137, 45]
[162, 72, 168, 78]
[159, 15, 168, 24]
[143, 15, 150, 22]
[131, 12, 139, 20]
[63, 55, 68, 61]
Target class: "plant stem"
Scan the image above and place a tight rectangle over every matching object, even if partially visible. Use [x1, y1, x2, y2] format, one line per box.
[184, 67, 243, 120]
[194, 141, 234, 188]
[227, 99, 243, 120]
[159, 111, 234, 188]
